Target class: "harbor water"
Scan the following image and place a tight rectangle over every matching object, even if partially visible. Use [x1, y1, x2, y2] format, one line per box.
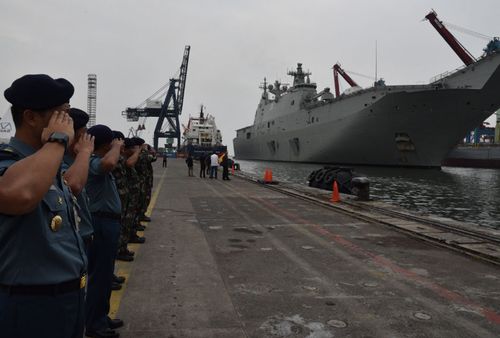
[235, 160, 500, 229]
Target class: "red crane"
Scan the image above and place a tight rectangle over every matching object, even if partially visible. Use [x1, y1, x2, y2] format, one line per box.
[333, 63, 358, 97]
[425, 10, 475, 66]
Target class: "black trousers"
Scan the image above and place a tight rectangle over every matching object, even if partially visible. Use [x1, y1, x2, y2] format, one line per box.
[85, 216, 120, 331]
[200, 165, 206, 177]
[222, 166, 229, 180]
[0, 288, 85, 338]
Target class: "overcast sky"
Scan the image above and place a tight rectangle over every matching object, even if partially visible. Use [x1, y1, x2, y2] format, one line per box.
[1, 0, 499, 153]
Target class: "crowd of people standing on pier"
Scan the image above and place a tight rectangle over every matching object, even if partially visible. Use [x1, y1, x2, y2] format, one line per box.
[188, 151, 232, 180]
[0, 74, 157, 338]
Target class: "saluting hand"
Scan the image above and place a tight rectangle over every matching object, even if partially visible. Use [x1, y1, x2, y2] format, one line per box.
[111, 138, 124, 149]
[41, 111, 75, 145]
[74, 133, 95, 155]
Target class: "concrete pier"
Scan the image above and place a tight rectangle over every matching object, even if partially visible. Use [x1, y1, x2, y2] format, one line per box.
[111, 159, 500, 338]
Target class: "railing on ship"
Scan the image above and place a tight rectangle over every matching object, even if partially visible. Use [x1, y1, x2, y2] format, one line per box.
[429, 52, 493, 84]
[429, 64, 468, 84]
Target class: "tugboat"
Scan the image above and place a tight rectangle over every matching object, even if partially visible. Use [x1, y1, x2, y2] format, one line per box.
[181, 106, 226, 158]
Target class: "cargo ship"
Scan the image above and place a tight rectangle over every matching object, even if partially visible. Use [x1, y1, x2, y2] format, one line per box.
[233, 11, 500, 167]
[181, 106, 226, 157]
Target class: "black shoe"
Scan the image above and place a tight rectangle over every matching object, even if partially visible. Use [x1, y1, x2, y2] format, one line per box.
[129, 235, 146, 244]
[125, 248, 135, 256]
[116, 253, 134, 262]
[86, 328, 119, 338]
[139, 215, 151, 222]
[113, 275, 126, 284]
[107, 317, 124, 330]
[135, 225, 146, 231]
[111, 282, 122, 291]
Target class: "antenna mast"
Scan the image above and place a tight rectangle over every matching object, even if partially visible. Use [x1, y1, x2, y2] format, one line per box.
[375, 41, 378, 85]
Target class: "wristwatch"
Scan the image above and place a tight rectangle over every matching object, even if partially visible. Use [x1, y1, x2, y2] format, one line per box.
[47, 132, 69, 149]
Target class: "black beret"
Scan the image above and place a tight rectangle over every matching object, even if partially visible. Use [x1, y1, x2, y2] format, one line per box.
[124, 138, 135, 148]
[4, 74, 74, 110]
[132, 137, 145, 146]
[69, 108, 89, 131]
[112, 130, 125, 140]
[87, 124, 113, 149]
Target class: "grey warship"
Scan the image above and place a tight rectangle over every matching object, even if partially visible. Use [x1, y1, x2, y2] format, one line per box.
[233, 13, 500, 167]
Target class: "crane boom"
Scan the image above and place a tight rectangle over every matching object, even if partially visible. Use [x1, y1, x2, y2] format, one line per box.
[177, 46, 190, 114]
[333, 63, 358, 97]
[123, 45, 191, 150]
[425, 10, 475, 66]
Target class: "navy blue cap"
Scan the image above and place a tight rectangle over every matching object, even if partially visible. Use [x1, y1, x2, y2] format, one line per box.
[69, 108, 89, 131]
[87, 124, 113, 149]
[112, 130, 125, 140]
[4, 74, 74, 110]
[124, 138, 135, 148]
[132, 137, 145, 146]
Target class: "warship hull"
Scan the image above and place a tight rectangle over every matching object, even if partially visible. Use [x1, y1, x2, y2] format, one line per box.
[234, 53, 500, 167]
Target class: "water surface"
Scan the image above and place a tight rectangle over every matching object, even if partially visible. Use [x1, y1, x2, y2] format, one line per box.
[236, 160, 500, 229]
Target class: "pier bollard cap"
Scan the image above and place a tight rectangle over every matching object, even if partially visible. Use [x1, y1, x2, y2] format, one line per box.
[69, 108, 89, 131]
[4, 74, 74, 110]
[87, 124, 113, 149]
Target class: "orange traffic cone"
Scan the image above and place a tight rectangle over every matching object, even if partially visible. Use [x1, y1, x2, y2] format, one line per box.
[263, 169, 269, 182]
[268, 168, 273, 182]
[332, 181, 340, 202]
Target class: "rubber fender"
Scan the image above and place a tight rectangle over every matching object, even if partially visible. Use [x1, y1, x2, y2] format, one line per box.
[323, 169, 338, 187]
[313, 169, 327, 182]
[336, 170, 354, 193]
[307, 169, 320, 183]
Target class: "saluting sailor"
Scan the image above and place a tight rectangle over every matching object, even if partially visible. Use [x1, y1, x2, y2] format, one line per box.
[0, 74, 87, 338]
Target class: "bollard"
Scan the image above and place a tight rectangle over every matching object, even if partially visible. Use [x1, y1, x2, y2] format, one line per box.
[351, 177, 370, 201]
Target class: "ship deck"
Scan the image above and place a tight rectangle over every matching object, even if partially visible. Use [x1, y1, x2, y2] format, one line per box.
[110, 159, 500, 338]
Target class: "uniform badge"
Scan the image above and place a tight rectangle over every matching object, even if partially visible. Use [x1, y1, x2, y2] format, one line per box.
[50, 215, 63, 232]
[80, 274, 87, 289]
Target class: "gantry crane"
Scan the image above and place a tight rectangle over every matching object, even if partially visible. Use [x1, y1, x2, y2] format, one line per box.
[123, 45, 191, 149]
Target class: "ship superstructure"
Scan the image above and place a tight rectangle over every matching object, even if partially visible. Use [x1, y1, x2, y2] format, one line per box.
[183, 106, 222, 147]
[182, 106, 226, 157]
[233, 11, 500, 167]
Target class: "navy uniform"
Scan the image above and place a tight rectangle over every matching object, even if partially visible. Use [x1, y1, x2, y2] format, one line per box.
[85, 125, 122, 338]
[63, 153, 94, 250]
[111, 131, 132, 260]
[0, 75, 87, 338]
[64, 107, 95, 254]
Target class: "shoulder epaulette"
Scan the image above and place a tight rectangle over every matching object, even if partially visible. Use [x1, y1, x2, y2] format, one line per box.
[0, 144, 21, 161]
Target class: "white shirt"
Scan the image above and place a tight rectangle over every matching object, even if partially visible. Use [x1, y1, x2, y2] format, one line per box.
[210, 153, 219, 166]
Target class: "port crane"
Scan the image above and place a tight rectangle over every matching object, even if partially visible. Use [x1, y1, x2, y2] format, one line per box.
[123, 45, 190, 149]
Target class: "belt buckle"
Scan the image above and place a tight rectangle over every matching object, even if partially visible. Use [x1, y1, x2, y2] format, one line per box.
[80, 275, 87, 289]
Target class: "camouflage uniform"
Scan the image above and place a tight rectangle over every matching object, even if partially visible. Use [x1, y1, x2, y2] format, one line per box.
[112, 156, 129, 252]
[125, 164, 142, 238]
[136, 150, 150, 219]
[144, 152, 155, 214]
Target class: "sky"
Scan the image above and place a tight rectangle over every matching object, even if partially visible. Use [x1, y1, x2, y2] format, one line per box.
[1, 0, 499, 153]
